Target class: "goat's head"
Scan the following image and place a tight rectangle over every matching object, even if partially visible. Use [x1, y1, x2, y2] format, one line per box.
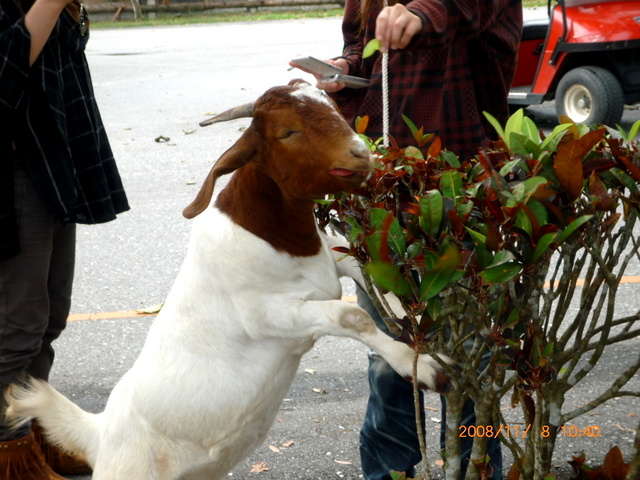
[183, 79, 373, 219]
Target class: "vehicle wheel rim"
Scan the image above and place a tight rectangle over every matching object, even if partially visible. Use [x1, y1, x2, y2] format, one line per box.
[563, 84, 592, 123]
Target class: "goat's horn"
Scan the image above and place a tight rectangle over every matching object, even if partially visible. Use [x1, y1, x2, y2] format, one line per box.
[199, 102, 254, 127]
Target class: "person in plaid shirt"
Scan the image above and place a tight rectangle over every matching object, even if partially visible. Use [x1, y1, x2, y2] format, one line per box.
[0, 0, 128, 477]
[291, 0, 522, 478]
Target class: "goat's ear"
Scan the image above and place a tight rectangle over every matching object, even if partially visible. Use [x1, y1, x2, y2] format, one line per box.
[182, 131, 258, 219]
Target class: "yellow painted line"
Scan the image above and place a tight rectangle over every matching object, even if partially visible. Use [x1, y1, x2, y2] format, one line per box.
[544, 275, 640, 288]
[67, 296, 360, 323]
[67, 310, 155, 322]
[67, 277, 640, 324]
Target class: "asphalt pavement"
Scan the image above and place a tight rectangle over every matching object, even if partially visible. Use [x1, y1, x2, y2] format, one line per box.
[47, 14, 639, 480]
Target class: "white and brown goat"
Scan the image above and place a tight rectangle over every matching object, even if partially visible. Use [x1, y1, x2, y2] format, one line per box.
[5, 80, 449, 480]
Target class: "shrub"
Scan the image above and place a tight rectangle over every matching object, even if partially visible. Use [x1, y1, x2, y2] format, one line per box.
[315, 111, 640, 480]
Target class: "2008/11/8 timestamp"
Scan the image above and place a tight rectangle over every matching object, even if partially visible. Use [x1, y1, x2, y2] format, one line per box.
[459, 424, 602, 438]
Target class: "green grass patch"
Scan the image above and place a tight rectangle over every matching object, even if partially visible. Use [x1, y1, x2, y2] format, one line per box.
[91, 7, 345, 28]
[91, 1, 546, 29]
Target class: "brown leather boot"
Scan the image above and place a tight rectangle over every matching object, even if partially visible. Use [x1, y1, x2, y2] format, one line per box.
[32, 421, 92, 475]
[0, 432, 68, 479]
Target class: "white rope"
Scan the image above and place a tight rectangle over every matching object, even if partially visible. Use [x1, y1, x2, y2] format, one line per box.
[381, 51, 390, 147]
[381, 0, 390, 147]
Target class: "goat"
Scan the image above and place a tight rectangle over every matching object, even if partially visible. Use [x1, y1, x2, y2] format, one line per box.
[5, 79, 450, 480]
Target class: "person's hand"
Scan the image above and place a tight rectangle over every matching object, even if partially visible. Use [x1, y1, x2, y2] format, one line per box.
[375, 4, 422, 53]
[288, 58, 349, 93]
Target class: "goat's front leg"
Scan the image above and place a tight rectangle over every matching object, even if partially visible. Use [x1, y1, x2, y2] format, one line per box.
[284, 299, 452, 393]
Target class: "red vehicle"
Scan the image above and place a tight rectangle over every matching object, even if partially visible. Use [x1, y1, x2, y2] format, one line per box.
[509, 0, 640, 125]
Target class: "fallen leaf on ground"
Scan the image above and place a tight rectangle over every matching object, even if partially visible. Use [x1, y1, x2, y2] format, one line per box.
[135, 303, 164, 314]
[268, 445, 280, 453]
[250, 462, 269, 473]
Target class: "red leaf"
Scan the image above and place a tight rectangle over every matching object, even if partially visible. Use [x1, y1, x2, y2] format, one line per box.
[603, 446, 629, 480]
[554, 142, 585, 200]
[427, 136, 442, 158]
[355, 115, 369, 135]
[554, 128, 605, 201]
[618, 156, 640, 183]
[588, 172, 614, 211]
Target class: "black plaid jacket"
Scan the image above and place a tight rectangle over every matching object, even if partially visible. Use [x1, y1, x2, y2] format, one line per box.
[331, 0, 523, 158]
[0, 0, 129, 260]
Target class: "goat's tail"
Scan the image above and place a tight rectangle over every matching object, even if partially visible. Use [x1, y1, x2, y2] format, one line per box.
[4, 378, 99, 464]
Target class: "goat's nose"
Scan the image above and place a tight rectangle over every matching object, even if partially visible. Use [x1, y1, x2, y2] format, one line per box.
[350, 143, 371, 161]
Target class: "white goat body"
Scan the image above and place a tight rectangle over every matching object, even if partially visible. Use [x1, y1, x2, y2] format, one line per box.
[5, 80, 449, 480]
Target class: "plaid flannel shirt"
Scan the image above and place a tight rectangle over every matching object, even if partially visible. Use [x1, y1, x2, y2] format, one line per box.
[331, 0, 523, 159]
[0, 0, 129, 259]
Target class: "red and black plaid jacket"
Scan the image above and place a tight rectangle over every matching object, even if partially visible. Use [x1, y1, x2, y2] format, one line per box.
[331, 0, 523, 159]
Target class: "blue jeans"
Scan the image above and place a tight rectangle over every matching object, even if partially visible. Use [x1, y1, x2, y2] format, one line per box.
[357, 287, 503, 480]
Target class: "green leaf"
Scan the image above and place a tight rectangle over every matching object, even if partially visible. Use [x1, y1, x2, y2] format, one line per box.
[344, 216, 363, 244]
[419, 247, 461, 301]
[555, 215, 593, 244]
[427, 296, 441, 320]
[363, 39, 381, 59]
[465, 226, 487, 245]
[627, 118, 640, 142]
[521, 115, 540, 143]
[540, 123, 571, 151]
[504, 108, 524, 149]
[481, 262, 522, 284]
[365, 261, 412, 296]
[404, 145, 424, 160]
[369, 208, 406, 258]
[419, 191, 443, 239]
[509, 132, 543, 158]
[406, 243, 422, 260]
[441, 151, 461, 168]
[490, 250, 515, 267]
[499, 158, 528, 177]
[389, 472, 408, 480]
[532, 231, 557, 262]
[609, 167, 640, 195]
[441, 170, 463, 200]
[483, 110, 505, 140]
[511, 176, 549, 203]
[401, 114, 419, 137]
[515, 209, 532, 236]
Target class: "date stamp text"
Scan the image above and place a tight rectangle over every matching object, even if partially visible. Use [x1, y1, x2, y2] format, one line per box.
[459, 425, 602, 438]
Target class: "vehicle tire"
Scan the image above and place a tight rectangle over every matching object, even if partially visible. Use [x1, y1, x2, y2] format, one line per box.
[555, 66, 624, 126]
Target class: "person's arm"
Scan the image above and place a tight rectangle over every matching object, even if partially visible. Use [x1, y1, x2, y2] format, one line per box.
[24, 0, 72, 65]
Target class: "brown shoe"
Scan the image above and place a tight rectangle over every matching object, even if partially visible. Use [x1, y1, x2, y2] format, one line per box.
[32, 421, 92, 475]
[0, 432, 68, 479]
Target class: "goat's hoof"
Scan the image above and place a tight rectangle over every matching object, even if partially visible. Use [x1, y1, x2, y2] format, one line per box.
[432, 367, 453, 394]
[405, 365, 453, 394]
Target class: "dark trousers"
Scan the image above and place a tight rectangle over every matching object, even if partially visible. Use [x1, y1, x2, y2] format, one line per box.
[357, 286, 502, 480]
[0, 162, 76, 440]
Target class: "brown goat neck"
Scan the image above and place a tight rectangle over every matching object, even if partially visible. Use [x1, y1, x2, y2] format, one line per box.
[215, 165, 322, 257]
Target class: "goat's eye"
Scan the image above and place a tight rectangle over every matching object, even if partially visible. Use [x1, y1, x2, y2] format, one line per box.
[278, 130, 298, 140]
